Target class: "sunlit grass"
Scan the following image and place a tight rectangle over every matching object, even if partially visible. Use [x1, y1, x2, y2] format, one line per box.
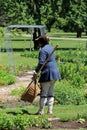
[0, 104, 87, 121]
[0, 52, 37, 71]
[53, 105, 87, 121]
[50, 39, 86, 49]
[0, 32, 87, 50]
[47, 32, 87, 38]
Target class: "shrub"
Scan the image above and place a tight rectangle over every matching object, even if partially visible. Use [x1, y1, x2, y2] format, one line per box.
[0, 113, 51, 130]
[58, 62, 86, 88]
[79, 65, 87, 82]
[0, 27, 5, 37]
[55, 49, 87, 64]
[15, 114, 29, 130]
[69, 73, 85, 88]
[54, 80, 86, 105]
[0, 69, 15, 85]
[20, 50, 38, 58]
[0, 113, 14, 130]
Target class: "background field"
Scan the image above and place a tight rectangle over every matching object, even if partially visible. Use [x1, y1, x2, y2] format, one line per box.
[0, 31, 87, 68]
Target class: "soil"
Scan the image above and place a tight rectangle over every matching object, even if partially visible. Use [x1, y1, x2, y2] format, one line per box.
[0, 73, 87, 130]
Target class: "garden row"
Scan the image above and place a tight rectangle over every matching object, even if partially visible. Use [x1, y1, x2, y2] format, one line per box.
[0, 105, 87, 130]
[0, 48, 87, 105]
[0, 112, 50, 130]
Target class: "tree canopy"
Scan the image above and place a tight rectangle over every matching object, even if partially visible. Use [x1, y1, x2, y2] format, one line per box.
[0, 0, 87, 37]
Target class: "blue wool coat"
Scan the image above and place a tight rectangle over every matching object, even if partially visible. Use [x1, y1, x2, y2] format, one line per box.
[35, 44, 61, 82]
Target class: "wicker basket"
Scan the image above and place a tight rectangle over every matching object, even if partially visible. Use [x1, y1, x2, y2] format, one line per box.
[21, 81, 40, 103]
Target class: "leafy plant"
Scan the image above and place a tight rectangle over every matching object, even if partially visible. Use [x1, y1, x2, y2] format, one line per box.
[54, 80, 86, 105]
[11, 87, 26, 96]
[0, 112, 51, 130]
[77, 118, 85, 124]
[0, 113, 14, 130]
[15, 114, 29, 130]
[0, 69, 15, 85]
[20, 50, 39, 58]
[58, 62, 86, 87]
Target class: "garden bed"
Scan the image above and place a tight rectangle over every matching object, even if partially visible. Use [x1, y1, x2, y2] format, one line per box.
[0, 75, 87, 130]
[26, 120, 87, 130]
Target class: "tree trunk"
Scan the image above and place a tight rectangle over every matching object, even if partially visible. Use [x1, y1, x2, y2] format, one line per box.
[76, 29, 82, 38]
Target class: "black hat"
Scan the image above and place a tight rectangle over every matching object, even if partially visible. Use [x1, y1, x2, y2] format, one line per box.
[35, 35, 49, 42]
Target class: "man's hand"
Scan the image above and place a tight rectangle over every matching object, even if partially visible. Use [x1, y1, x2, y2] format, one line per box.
[32, 71, 37, 81]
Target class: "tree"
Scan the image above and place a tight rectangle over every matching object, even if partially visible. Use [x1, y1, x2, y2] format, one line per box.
[0, 0, 87, 37]
[56, 0, 86, 37]
[70, 0, 86, 37]
[0, 1, 8, 26]
[6, 1, 27, 25]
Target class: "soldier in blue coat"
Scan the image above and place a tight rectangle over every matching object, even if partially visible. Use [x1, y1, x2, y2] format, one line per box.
[33, 35, 60, 114]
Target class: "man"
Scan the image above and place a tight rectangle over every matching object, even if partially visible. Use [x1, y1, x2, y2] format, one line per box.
[33, 35, 60, 114]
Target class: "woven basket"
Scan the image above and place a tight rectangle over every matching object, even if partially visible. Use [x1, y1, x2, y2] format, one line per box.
[21, 81, 40, 103]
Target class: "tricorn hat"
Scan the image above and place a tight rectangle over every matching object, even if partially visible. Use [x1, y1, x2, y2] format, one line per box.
[35, 35, 49, 42]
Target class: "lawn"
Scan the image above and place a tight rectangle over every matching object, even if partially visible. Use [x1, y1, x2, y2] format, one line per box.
[50, 39, 86, 49]
[0, 104, 87, 122]
[47, 31, 87, 38]
[0, 31, 87, 51]
[0, 52, 37, 69]
[15, 104, 87, 121]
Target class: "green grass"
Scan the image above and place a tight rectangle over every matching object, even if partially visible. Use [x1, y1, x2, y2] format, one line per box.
[13, 52, 37, 68]
[11, 37, 32, 49]
[25, 104, 87, 121]
[0, 52, 8, 65]
[0, 32, 87, 50]
[21, 104, 87, 121]
[0, 52, 37, 68]
[7, 38, 87, 49]
[50, 39, 86, 49]
[0, 105, 87, 122]
[53, 105, 87, 121]
[47, 32, 87, 38]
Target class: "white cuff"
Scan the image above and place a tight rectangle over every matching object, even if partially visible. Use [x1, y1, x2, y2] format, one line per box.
[33, 70, 37, 74]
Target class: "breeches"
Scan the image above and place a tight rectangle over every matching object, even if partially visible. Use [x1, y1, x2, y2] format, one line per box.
[40, 80, 56, 98]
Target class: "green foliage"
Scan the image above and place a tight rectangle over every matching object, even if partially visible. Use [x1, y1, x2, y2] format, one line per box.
[54, 80, 86, 105]
[58, 62, 86, 88]
[7, 1, 27, 25]
[77, 118, 85, 124]
[18, 49, 87, 88]
[55, 49, 87, 64]
[1, 1, 87, 34]
[20, 50, 39, 58]
[11, 87, 26, 96]
[10, 28, 23, 37]
[0, 27, 5, 37]
[69, 72, 85, 88]
[79, 65, 87, 82]
[0, 112, 51, 130]
[0, 113, 14, 130]
[77, 112, 87, 121]
[0, 68, 15, 85]
[0, 105, 87, 129]
[15, 114, 29, 130]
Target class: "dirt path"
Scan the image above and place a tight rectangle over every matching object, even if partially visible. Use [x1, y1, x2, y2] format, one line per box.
[0, 74, 33, 107]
